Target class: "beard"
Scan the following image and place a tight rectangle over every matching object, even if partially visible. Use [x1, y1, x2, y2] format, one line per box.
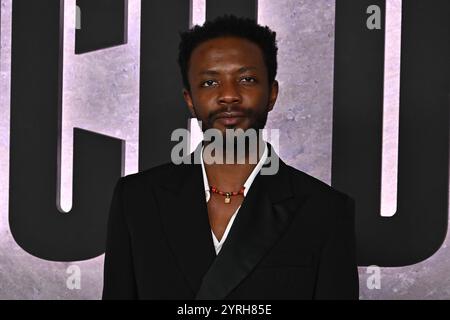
[195, 105, 268, 162]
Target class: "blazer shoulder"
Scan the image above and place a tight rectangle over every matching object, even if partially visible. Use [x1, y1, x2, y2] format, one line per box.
[285, 163, 351, 198]
[282, 163, 356, 244]
[283, 162, 355, 217]
[117, 161, 183, 190]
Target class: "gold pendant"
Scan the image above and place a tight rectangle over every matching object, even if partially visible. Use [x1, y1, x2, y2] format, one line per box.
[225, 193, 231, 204]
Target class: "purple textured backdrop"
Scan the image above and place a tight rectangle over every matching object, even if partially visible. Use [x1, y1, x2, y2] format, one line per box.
[1, 0, 449, 299]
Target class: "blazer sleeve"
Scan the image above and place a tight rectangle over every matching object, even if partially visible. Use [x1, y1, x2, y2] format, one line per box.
[313, 195, 359, 300]
[102, 178, 138, 300]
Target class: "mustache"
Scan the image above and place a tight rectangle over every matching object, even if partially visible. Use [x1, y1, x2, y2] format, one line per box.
[208, 106, 252, 122]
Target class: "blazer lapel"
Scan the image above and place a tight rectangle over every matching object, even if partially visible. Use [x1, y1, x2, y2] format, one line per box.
[154, 148, 217, 296]
[195, 145, 309, 300]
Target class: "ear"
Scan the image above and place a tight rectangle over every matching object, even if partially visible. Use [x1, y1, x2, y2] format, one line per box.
[182, 88, 197, 118]
[267, 80, 279, 112]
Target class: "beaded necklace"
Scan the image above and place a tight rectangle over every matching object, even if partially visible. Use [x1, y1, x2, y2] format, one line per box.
[210, 186, 245, 204]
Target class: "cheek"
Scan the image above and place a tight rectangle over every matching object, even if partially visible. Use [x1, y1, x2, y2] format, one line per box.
[190, 99, 215, 122]
[244, 92, 270, 112]
[189, 92, 208, 113]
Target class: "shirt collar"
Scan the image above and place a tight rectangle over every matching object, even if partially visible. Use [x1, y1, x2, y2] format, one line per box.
[200, 141, 268, 202]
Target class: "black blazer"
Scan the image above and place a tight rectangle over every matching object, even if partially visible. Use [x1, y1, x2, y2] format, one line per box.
[102, 144, 359, 300]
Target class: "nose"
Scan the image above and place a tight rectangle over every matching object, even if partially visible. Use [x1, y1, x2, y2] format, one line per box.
[217, 81, 242, 107]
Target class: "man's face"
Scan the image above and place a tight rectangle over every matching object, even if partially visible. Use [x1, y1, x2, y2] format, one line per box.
[182, 36, 278, 134]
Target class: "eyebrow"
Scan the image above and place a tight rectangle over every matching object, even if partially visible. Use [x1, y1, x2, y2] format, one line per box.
[198, 66, 258, 76]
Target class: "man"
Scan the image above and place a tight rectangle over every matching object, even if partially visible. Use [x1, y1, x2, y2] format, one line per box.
[102, 15, 359, 300]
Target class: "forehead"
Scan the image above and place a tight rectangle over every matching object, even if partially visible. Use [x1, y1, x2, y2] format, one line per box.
[189, 36, 265, 73]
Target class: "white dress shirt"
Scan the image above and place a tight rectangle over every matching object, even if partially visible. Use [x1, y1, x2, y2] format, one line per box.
[200, 141, 268, 255]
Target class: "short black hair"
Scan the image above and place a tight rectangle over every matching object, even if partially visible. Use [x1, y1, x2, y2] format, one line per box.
[177, 14, 278, 92]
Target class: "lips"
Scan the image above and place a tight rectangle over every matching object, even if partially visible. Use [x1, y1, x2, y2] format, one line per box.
[214, 112, 247, 126]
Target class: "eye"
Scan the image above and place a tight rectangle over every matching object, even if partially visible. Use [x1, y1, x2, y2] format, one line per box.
[201, 80, 218, 87]
[240, 76, 256, 83]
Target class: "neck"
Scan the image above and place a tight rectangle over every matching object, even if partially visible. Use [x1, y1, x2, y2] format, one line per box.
[203, 139, 265, 191]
